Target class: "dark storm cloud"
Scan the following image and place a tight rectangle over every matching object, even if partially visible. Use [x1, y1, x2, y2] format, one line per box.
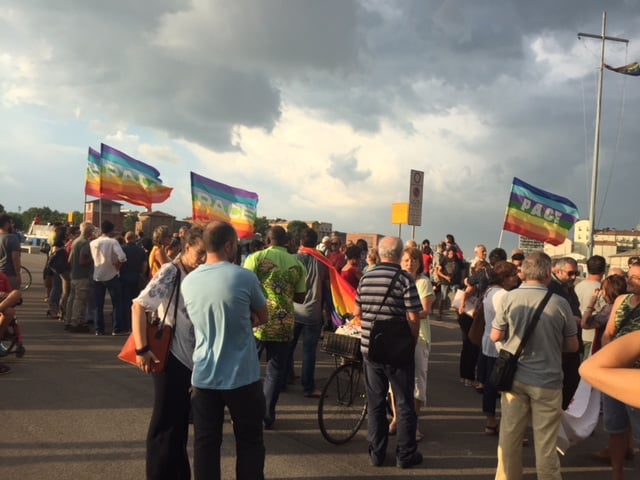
[327, 148, 372, 185]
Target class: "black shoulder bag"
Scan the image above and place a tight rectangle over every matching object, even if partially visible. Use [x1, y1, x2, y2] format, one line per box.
[489, 290, 553, 392]
[366, 268, 416, 367]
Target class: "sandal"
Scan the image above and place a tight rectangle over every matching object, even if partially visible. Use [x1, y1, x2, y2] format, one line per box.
[0, 364, 11, 375]
[484, 425, 499, 436]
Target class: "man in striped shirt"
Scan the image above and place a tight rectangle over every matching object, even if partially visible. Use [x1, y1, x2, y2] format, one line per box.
[353, 236, 422, 469]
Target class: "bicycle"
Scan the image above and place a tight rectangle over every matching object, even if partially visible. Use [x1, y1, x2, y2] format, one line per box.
[20, 265, 32, 291]
[317, 332, 367, 445]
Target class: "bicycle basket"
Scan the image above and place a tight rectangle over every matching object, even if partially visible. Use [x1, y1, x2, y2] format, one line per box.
[321, 332, 361, 360]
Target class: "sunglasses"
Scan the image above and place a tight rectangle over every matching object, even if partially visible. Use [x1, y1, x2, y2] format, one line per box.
[564, 270, 579, 277]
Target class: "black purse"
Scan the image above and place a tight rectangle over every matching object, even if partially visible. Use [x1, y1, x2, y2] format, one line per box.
[367, 269, 416, 367]
[489, 290, 553, 391]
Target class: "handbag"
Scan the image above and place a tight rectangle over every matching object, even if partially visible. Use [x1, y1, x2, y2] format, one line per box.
[367, 269, 416, 367]
[468, 301, 485, 347]
[489, 290, 553, 391]
[452, 288, 478, 315]
[118, 265, 181, 373]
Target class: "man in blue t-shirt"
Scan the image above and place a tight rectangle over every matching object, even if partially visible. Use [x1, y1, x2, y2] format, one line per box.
[182, 221, 268, 480]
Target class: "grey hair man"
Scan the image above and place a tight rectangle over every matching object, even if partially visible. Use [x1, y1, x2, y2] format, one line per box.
[66, 222, 96, 332]
[491, 251, 579, 480]
[354, 236, 423, 469]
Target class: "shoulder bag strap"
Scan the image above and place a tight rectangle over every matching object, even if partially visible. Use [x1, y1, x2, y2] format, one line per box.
[513, 290, 553, 359]
[375, 267, 403, 316]
[158, 263, 181, 328]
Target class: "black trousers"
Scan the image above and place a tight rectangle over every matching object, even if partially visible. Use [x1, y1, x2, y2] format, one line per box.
[191, 381, 265, 480]
[147, 353, 192, 480]
[562, 351, 581, 410]
[458, 313, 480, 381]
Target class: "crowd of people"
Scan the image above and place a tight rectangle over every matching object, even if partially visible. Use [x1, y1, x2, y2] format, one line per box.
[2, 210, 640, 478]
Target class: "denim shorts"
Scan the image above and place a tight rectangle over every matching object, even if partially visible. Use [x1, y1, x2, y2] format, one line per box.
[602, 393, 640, 441]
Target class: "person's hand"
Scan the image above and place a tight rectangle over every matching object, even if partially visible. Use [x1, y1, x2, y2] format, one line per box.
[136, 351, 160, 374]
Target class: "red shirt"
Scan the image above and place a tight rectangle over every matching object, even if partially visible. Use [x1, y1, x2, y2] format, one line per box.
[422, 253, 433, 275]
[0, 272, 12, 293]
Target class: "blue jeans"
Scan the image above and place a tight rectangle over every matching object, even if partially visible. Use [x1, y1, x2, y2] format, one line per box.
[288, 322, 322, 394]
[256, 340, 289, 427]
[94, 275, 123, 334]
[363, 357, 418, 465]
[192, 381, 265, 480]
[481, 354, 499, 416]
[49, 273, 62, 309]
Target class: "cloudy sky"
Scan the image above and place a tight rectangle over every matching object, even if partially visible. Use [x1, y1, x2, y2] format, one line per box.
[2, 0, 640, 256]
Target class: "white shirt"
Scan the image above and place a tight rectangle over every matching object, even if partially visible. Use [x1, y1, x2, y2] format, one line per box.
[90, 235, 127, 282]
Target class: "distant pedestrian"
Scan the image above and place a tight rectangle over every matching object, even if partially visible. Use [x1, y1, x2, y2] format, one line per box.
[90, 220, 127, 336]
[0, 214, 21, 291]
[65, 222, 96, 333]
[120, 231, 147, 333]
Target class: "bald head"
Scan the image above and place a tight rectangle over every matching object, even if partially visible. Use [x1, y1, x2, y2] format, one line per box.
[378, 236, 403, 263]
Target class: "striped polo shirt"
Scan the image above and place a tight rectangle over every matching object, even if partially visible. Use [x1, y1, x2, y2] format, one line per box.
[356, 263, 421, 356]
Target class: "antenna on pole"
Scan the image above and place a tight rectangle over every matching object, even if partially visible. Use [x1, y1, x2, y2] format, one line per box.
[578, 12, 628, 258]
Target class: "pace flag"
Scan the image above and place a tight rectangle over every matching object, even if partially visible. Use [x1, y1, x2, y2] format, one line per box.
[604, 62, 640, 76]
[299, 246, 356, 325]
[190, 171, 259, 239]
[503, 177, 579, 246]
[84, 147, 103, 198]
[95, 144, 173, 209]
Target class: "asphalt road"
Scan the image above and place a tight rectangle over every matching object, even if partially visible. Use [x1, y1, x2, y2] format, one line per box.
[1, 253, 627, 479]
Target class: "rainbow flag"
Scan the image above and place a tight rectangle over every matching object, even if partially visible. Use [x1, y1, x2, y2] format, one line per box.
[84, 147, 103, 198]
[299, 247, 356, 325]
[96, 144, 173, 209]
[604, 62, 640, 76]
[190, 171, 258, 239]
[503, 177, 579, 246]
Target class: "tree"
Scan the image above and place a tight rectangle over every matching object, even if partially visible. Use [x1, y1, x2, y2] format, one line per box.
[287, 220, 310, 246]
[123, 212, 139, 233]
[253, 216, 270, 237]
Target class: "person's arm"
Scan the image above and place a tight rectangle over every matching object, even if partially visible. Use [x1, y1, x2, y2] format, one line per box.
[562, 334, 579, 352]
[490, 327, 504, 343]
[407, 311, 420, 341]
[421, 294, 434, 317]
[11, 249, 20, 285]
[579, 330, 640, 409]
[132, 302, 158, 374]
[251, 304, 269, 327]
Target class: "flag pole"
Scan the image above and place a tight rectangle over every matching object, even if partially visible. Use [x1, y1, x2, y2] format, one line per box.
[578, 12, 628, 258]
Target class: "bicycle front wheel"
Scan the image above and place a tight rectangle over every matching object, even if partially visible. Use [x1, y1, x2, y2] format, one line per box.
[20, 266, 32, 290]
[318, 362, 367, 445]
